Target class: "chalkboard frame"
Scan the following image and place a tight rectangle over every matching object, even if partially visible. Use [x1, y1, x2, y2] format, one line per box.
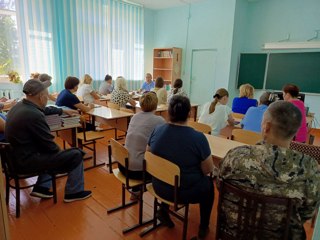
[237, 52, 320, 94]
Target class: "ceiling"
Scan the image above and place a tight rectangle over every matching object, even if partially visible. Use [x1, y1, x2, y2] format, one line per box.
[127, 0, 206, 9]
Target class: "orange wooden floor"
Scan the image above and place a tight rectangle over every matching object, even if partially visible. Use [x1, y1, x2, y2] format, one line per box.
[7, 129, 319, 240]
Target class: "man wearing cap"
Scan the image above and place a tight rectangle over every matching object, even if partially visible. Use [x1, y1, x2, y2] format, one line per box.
[5, 79, 92, 202]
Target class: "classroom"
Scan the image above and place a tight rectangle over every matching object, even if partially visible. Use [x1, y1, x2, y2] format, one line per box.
[0, 0, 319, 240]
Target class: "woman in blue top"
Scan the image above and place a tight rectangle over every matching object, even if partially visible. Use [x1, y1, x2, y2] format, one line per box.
[232, 83, 258, 114]
[241, 92, 275, 132]
[147, 95, 214, 239]
[56, 76, 94, 113]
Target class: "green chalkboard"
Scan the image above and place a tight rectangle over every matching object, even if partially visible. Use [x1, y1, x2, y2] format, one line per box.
[237, 53, 267, 89]
[266, 52, 320, 93]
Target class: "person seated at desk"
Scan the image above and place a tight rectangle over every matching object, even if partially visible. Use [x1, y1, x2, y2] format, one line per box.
[110, 76, 136, 108]
[0, 98, 16, 111]
[232, 83, 258, 114]
[148, 95, 214, 239]
[139, 73, 154, 93]
[153, 76, 167, 105]
[241, 92, 275, 133]
[282, 84, 307, 143]
[5, 79, 92, 202]
[99, 74, 113, 95]
[167, 78, 187, 103]
[198, 88, 235, 136]
[76, 74, 100, 104]
[122, 92, 165, 199]
[38, 73, 59, 102]
[56, 76, 94, 112]
[219, 101, 320, 239]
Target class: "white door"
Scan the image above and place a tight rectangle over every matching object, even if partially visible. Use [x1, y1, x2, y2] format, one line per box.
[190, 49, 217, 105]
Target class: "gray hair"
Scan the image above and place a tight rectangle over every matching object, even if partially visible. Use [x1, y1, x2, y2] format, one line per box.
[39, 73, 52, 82]
[264, 101, 302, 139]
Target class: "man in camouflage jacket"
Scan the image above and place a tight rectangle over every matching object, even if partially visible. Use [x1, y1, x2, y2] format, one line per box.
[219, 101, 320, 240]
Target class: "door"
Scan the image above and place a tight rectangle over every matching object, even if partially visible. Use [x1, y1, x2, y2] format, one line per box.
[190, 49, 217, 105]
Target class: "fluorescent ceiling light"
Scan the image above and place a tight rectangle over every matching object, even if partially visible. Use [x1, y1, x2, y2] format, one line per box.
[262, 41, 320, 50]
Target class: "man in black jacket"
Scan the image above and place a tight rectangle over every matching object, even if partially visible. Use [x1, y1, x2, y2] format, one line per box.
[5, 79, 91, 202]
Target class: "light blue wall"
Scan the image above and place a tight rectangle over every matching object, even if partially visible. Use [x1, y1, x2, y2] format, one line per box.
[146, 0, 237, 99]
[145, 0, 320, 127]
[228, 0, 249, 101]
[236, 0, 320, 127]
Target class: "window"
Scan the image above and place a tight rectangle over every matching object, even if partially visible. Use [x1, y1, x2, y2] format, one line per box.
[0, 0, 21, 75]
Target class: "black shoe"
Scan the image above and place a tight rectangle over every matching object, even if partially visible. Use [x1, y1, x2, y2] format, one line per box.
[64, 190, 92, 203]
[198, 227, 209, 240]
[30, 186, 53, 199]
[156, 209, 175, 228]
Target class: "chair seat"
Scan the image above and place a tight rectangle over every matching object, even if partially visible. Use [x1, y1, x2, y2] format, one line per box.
[113, 168, 144, 188]
[76, 131, 105, 141]
[146, 184, 184, 208]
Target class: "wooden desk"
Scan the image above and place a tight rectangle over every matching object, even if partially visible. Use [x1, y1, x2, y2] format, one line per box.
[53, 124, 80, 148]
[204, 134, 246, 166]
[0, 160, 10, 240]
[87, 105, 133, 133]
[130, 101, 199, 121]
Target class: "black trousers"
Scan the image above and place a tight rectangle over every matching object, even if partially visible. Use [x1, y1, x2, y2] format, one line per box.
[118, 164, 151, 192]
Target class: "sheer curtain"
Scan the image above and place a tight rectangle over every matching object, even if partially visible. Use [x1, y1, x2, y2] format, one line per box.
[16, 0, 144, 91]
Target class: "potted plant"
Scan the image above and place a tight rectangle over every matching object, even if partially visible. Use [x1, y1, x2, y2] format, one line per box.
[7, 70, 22, 83]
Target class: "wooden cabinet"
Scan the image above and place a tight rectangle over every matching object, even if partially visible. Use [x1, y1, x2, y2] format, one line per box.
[153, 48, 182, 86]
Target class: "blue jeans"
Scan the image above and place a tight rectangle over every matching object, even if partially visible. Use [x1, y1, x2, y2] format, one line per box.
[30, 148, 85, 194]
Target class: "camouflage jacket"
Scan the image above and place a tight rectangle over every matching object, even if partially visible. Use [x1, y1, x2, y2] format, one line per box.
[219, 143, 320, 240]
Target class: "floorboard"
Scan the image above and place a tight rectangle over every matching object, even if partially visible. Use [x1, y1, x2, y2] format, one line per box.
[7, 128, 318, 240]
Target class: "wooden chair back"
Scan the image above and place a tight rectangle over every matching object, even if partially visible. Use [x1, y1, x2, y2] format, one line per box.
[187, 121, 211, 134]
[232, 112, 245, 120]
[289, 141, 320, 164]
[109, 138, 128, 168]
[216, 179, 293, 240]
[231, 129, 262, 145]
[144, 151, 180, 187]
[108, 102, 120, 110]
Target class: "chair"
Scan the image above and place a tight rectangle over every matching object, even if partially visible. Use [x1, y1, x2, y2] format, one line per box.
[187, 121, 211, 134]
[231, 112, 245, 120]
[107, 102, 128, 139]
[76, 116, 105, 169]
[107, 101, 120, 109]
[107, 139, 152, 233]
[0, 142, 57, 218]
[289, 141, 320, 227]
[231, 129, 262, 145]
[216, 179, 293, 240]
[140, 151, 190, 240]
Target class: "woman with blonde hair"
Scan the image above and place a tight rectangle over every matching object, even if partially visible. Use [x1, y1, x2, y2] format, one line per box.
[110, 76, 136, 107]
[199, 88, 235, 135]
[76, 74, 100, 104]
[232, 83, 258, 114]
[123, 92, 165, 199]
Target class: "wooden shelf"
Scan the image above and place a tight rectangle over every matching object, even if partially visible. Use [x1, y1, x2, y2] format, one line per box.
[154, 57, 173, 59]
[153, 47, 182, 86]
[154, 68, 172, 71]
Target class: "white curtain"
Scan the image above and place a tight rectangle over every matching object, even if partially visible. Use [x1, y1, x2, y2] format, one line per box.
[16, 0, 144, 91]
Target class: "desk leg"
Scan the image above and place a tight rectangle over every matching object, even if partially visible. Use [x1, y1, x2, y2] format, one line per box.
[194, 106, 198, 122]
